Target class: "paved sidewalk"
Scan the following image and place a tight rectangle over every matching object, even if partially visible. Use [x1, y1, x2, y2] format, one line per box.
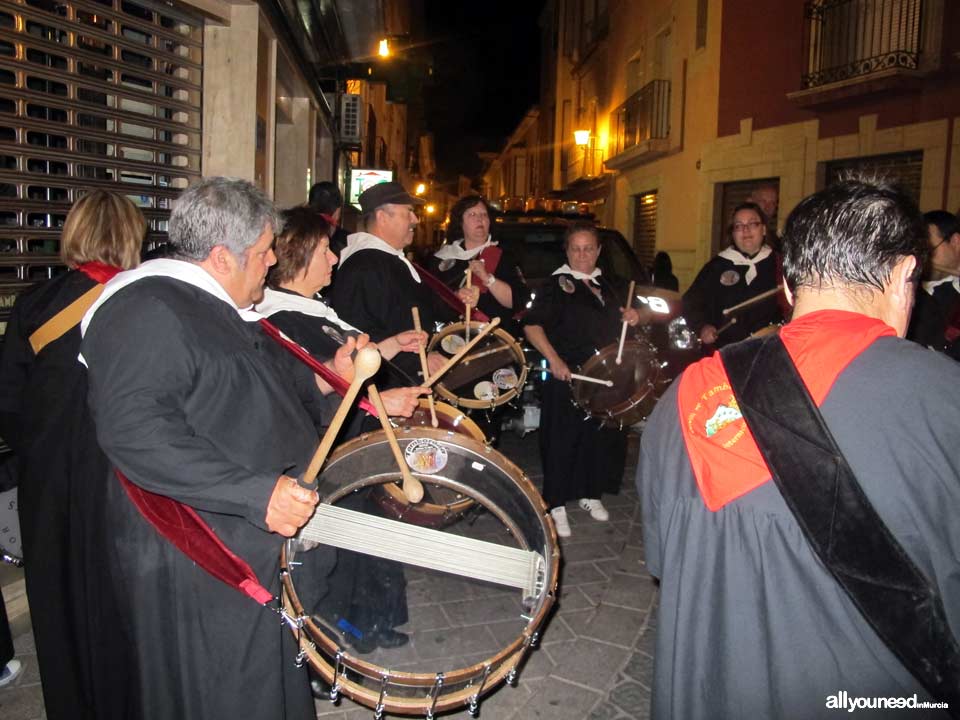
[0, 431, 659, 720]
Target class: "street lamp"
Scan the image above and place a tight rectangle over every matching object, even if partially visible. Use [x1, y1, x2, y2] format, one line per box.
[378, 38, 390, 58]
[573, 129, 591, 146]
[425, 204, 436, 215]
[415, 182, 427, 195]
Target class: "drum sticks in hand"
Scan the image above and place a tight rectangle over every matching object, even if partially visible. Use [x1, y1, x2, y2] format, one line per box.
[616, 280, 636, 365]
[367, 384, 425, 503]
[411, 306, 438, 428]
[424, 317, 501, 387]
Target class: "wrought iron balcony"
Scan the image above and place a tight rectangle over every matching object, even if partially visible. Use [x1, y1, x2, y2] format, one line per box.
[801, 0, 926, 89]
[610, 80, 670, 159]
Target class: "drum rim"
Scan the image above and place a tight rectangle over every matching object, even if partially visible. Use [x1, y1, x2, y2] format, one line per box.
[427, 321, 528, 410]
[280, 427, 560, 713]
[573, 339, 661, 423]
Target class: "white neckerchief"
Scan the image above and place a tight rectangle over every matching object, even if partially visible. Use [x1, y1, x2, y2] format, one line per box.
[718, 245, 772, 285]
[433, 236, 496, 261]
[256, 287, 358, 332]
[922, 275, 960, 297]
[552, 264, 602, 284]
[79, 258, 262, 365]
[339, 232, 420, 283]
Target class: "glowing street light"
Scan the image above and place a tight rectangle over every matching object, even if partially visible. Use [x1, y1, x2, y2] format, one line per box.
[425, 204, 436, 215]
[378, 38, 390, 58]
[573, 129, 591, 146]
[415, 182, 427, 195]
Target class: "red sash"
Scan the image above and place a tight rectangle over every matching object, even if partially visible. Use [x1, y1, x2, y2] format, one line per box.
[677, 310, 895, 511]
[412, 261, 490, 323]
[476, 246, 502, 295]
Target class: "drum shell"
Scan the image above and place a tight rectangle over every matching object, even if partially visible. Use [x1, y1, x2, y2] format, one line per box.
[280, 427, 560, 716]
[572, 339, 662, 427]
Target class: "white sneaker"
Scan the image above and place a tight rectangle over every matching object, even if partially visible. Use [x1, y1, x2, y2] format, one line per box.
[0, 659, 22, 688]
[550, 506, 571, 538]
[578, 498, 609, 522]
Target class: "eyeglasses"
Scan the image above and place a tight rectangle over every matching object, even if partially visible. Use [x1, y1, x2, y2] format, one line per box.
[464, 212, 489, 221]
[732, 221, 763, 232]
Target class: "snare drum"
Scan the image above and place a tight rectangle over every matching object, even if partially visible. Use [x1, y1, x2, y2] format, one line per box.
[572, 338, 663, 428]
[281, 427, 559, 717]
[375, 400, 485, 528]
[427, 321, 527, 410]
[0, 487, 22, 566]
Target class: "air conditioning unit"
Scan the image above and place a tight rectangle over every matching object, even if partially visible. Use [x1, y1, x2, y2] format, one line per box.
[340, 94, 362, 146]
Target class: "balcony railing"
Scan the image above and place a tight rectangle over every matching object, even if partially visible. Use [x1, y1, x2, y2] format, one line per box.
[801, 0, 924, 89]
[610, 80, 670, 158]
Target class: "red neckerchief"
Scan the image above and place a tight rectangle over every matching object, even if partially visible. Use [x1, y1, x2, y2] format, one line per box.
[77, 261, 122, 284]
[677, 310, 895, 511]
[476, 245, 502, 294]
[319, 213, 337, 227]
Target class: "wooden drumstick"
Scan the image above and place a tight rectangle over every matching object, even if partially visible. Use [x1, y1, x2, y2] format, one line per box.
[464, 267, 473, 343]
[299, 345, 381, 488]
[721, 284, 784, 316]
[367, 384, 424, 503]
[542, 367, 614, 386]
[715, 317, 737, 337]
[615, 280, 636, 365]
[411, 306, 438, 428]
[424, 317, 501, 387]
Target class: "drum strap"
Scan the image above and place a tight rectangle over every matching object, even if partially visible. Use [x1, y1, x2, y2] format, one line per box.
[259, 319, 379, 416]
[29, 284, 104, 354]
[721, 335, 960, 711]
[412, 261, 490, 323]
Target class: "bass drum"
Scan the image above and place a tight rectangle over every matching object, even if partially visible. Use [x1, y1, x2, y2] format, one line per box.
[375, 399, 485, 528]
[427, 321, 527, 410]
[0, 487, 22, 566]
[281, 428, 559, 717]
[572, 337, 663, 428]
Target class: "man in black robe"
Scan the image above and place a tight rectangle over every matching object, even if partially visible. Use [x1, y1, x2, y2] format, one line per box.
[80, 178, 342, 720]
[640, 177, 960, 718]
[328, 181, 473, 385]
[908, 210, 960, 360]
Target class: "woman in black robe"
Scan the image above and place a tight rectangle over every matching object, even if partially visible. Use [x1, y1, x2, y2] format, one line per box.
[0, 190, 145, 719]
[523, 223, 641, 539]
[257, 206, 425, 654]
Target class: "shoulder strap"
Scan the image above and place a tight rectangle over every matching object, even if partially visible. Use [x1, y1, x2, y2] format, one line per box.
[28, 283, 105, 354]
[721, 335, 960, 711]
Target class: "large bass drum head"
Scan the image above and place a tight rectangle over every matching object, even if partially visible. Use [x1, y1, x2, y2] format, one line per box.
[281, 428, 559, 716]
[573, 339, 662, 427]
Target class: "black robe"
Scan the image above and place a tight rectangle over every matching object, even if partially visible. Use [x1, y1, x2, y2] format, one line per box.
[908, 277, 960, 361]
[81, 277, 335, 720]
[639, 336, 960, 719]
[0, 270, 135, 720]
[682, 249, 782, 346]
[426, 242, 525, 336]
[523, 272, 629, 508]
[328, 247, 456, 384]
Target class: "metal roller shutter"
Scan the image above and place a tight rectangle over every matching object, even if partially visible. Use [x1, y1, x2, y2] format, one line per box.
[0, 0, 203, 335]
[632, 190, 657, 267]
[825, 151, 923, 203]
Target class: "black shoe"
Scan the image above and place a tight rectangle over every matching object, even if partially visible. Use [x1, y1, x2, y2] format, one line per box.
[376, 628, 409, 649]
[309, 674, 330, 699]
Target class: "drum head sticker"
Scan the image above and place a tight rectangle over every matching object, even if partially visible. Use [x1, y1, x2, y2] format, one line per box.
[559, 276, 575, 294]
[492, 368, 519, 390]
[404, 439, 448, 474]
[441, 334, 467, 355]
[438, 258, 456, 272]
[474, 381, 500, 401]
[720, 270, 740, 286]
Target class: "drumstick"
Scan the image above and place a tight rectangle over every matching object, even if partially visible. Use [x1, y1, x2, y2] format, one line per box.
[615, 280, 636, 365]
[367, 384, 424, 504]
[299, 346, 381, 488]
[424, 317, 501, 387]
[721, 284, 784, 316]
[411, 307, 438, 428]
[715, 317, 737, 337]
[541, 367, 614, 387]
[464, 268, 473, 343]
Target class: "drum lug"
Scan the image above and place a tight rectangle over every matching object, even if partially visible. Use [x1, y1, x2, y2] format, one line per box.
[374, 674, 389, 719]
[425, 672, 444, 719]
[530, 631, 541, 648]
[329, 652, 344, 704]
[506, 667, 519, 686]
[468, 664, 493, 717]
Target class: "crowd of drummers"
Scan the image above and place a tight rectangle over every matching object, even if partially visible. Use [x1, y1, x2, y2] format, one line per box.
[2, 173, 959, 719]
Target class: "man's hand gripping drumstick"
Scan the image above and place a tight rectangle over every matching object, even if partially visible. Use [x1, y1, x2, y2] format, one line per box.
[411, 306, 439, 428]
[367, 384, 425, 503]
[265, 344, 381, 536]
[423, 317, 501, 387]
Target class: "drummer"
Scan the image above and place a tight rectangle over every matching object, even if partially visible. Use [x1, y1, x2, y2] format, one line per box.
[523, 223, 642, 538]
[428, 194, 524, 335]
[683, 201, 784, 347]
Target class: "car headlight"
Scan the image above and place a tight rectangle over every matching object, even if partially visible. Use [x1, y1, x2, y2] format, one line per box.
[667, 316, 698, 350]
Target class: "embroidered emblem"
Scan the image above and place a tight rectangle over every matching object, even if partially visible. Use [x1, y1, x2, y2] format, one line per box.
[404, 438, 448, 474]
[438, 258, 456, 272]
[720, 270, 740, 286]
[559, 276, 575, 294]
[705, 397, 742, 437]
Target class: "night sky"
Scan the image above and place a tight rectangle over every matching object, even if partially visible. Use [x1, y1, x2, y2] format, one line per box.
[422, 0, 544, 186]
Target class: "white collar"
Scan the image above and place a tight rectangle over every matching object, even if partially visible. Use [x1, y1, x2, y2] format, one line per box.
[256, 287, 358, 331]
[552, 264, 602, 283]
[339, 232, 420, 283]
[922, 275, 960, 296]
[433, 236, 497, 261]
[717, 245, 772, 285]
[79, 258, 262, 365]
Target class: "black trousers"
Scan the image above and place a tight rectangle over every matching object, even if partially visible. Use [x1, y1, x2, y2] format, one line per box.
[539, 378, 627, 509]
[0, 586, 12, 667]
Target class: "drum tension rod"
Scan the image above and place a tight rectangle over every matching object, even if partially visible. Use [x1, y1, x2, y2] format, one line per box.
[426, 672, 444, 720]
[329, 651, 344, 704]
[468, 665, 493, 717]
[374, 673, 389, 720]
